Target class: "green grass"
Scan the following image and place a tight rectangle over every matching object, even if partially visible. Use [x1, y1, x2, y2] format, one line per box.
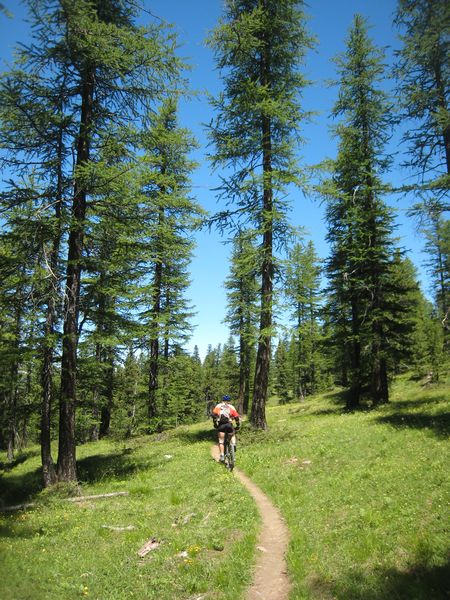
[0, 425, 258, 600]
[1, 375, 449, 599]
[238, 374, 450, 599]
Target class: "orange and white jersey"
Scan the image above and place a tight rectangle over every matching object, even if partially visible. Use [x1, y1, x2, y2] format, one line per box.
[212, 402, 240, 420]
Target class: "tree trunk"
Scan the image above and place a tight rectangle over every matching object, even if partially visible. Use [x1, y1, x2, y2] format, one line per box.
[41, 152, 63, 486]
[347, 295, 362, 410]
[99, 349, 114, 437]
[7, 306, 22, 461]
[148, 205, 164, 422]
[90, 343, 102, 442]
[57, 70, 94, 482]
[251, 31, 272, 430]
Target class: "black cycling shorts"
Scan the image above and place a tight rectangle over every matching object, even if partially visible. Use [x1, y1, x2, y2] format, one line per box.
[217, 422, 234, 434]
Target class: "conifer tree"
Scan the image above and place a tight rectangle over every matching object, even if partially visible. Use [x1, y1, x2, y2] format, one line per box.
[217, 336, 240, 401]
[0, 0, 183, 481]
[284, 240, 323, 399]
[136, 98, 200, 424]
[224, 231, 259, 413]
[394, 0, 449, 187]
[395, 0, 449, 343]
[323, 15, 400, 407]
[273, 338, 291, 404]
[208, 0, 314, 428]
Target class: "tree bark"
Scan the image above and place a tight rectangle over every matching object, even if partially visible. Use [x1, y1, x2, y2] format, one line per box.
[148, 204, 164, 422]
[41, 136, 63, 486]
[251, 23, 272, 430]
[347, 295, 362, 409]
[99, 349, 114, 437]
[57, 70, 94, 482]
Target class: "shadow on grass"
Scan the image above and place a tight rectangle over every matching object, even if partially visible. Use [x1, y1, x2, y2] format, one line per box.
[390, 394, 449, 409]
[0, 448, 40, 472]
[77, 448, 158, 484]
[312, 558, 450, 600]
[0, 466, 42, 507]
[376, 412, 450, 439]
[0, 518, 68, 541]
[175, 427, 216, 444]
[0, 447, 157, 508]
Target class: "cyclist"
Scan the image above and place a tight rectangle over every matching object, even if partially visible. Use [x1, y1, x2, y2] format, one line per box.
[212, 395, 240, 463]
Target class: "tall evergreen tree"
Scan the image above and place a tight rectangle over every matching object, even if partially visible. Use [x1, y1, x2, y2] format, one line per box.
[273, 338, 291, 404]
[423, 214, 450, 338]
[284, 239, 323, 399]
[224, 231, 259, 413]
[394, 0, 449, 344]
[136, 98, 200, 425]
[208, 0, 314, 428]
[394, 0, 449, 187]
[323, 15, 400, 407]
[0, 0, 183, 481]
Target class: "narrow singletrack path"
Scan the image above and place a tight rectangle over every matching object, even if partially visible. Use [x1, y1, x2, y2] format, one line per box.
[211, 446, 291, 600]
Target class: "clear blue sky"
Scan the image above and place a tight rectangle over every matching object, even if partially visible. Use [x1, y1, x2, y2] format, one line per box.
[1, 1, 429, 360]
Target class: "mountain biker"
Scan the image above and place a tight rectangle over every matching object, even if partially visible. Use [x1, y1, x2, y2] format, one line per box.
[212, 395, 240, 463]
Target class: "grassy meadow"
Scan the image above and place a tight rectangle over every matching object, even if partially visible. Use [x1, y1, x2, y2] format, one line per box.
[1, 374, 449, 599]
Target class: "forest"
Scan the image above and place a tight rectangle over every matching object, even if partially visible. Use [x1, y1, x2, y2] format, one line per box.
[0, 0, 448, 488]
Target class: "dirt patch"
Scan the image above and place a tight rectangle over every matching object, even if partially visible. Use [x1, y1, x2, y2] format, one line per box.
[211, 446, 291, 599]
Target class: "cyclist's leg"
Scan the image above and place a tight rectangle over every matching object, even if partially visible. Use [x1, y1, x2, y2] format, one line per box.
[218, 430, 225, 461]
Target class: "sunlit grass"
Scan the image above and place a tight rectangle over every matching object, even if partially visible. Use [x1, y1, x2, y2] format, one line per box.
[1, 374, 448, 599]
[238, 374, 450, 599]
[0, 424, 258, 600]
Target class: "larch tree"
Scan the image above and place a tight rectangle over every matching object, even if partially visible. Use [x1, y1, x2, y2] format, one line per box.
[284, 239, 323, 400]
[323, 15, 399, 408]
[1, 0, 183, 482]
[224, 230, 259, 414]
[0, 25, 74, 483]
[207, 0, 314, 428]
[394, 0, 449, 341]
[394, 0, 449, 187]
[134, 97, 200, 426]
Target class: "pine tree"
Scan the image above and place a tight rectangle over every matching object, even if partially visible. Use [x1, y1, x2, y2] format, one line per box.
[135, 98, 200, 425]
[284, 240, 323, 399]
[273, 338, 291, 404]
[394, 0, 450, 186]
[323, 15, 400, 407]
[0, 21, 74, 483]
[208, 0, 314, 428]
[0, 0, 184, 481]
[424, 215, 450, 337]
[217, 336, 240, 401]
[201, 345, 223, 408]
[224, 231, 259, 413]
[394, 0, 449, 347]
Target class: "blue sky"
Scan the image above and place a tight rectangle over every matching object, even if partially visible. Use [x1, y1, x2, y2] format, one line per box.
[1, 1, 430, 359]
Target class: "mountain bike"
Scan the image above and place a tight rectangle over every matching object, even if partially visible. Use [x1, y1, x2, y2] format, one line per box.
[223, 431, 236, 471]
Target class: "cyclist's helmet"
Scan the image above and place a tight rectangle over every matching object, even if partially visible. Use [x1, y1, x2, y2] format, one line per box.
[222, 395, 230, 401]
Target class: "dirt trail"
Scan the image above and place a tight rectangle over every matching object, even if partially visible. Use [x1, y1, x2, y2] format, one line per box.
[211, 446, 291, 600]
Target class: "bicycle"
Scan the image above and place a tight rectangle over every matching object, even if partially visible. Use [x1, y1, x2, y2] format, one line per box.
[223, 431, 236, 471]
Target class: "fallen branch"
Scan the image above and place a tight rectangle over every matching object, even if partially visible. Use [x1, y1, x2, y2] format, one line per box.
[1, 502, 35, 512]
[138, 537, 161, 557]
[102, 525, 135, 531]
[66, 491, 129, 502]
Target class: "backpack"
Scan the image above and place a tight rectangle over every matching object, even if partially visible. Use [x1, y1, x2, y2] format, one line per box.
[216, 403, 232, 425]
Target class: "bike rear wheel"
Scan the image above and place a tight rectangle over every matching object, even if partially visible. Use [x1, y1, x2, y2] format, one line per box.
[224, 435, 235, 471]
